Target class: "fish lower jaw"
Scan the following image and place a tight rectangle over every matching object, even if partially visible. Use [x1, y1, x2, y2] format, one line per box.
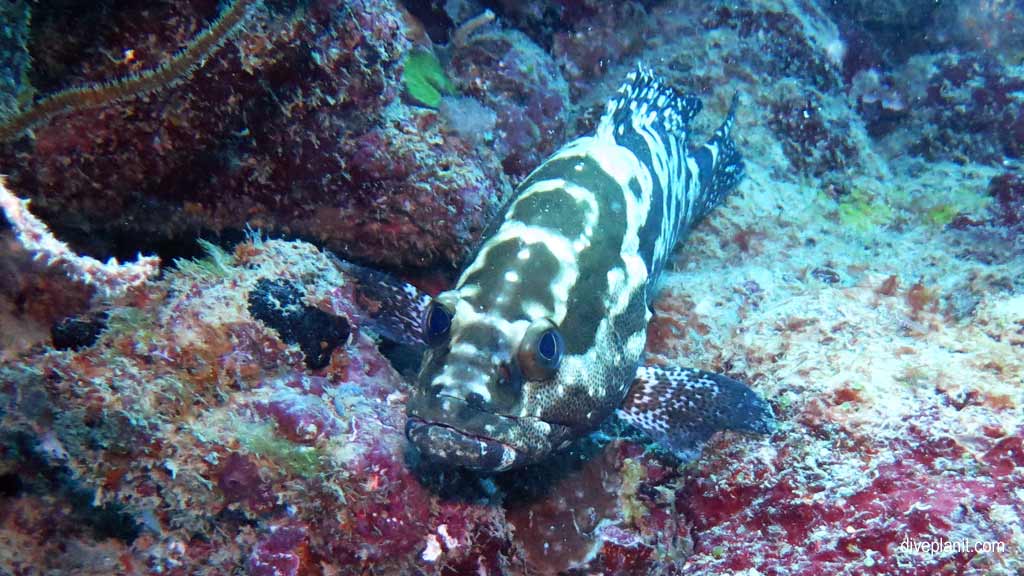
[405, 416, 524, 472]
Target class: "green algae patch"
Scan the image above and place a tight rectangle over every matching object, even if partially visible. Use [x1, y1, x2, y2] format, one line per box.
[105, 307, 156, 334]
[402, 49, 454, 108]
[926, 204, 959, 226]
[172, 239, 235, 280]
[837, 188, 894, 233]
[102, 306, 163, 350]
[237, 421, 322, 477]
[919, 187, 992, 227]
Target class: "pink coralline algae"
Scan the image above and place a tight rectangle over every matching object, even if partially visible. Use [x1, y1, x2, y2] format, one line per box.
[679, 424, 1023, 574]
[253, 392, 341, 445]
[247, 523, 311, 576]
[218, 452, 275, 509]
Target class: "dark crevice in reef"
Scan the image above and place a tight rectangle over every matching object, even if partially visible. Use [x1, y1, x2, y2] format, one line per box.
[398, 0, 455, 45]
[0, 472, 23, 497]
[22, 206, 232, 272]
[50, 313, 107, 351]
[0, 431, 142, 543]
[376, 339, 425, 383]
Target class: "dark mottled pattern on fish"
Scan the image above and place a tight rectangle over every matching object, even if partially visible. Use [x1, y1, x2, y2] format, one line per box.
[401, 64, 770, 471]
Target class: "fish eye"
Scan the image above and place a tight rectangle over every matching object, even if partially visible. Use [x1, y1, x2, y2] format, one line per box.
[423, 300, 453, 345]
[517, 319, 564, 380]
[537, 329, 562, 365]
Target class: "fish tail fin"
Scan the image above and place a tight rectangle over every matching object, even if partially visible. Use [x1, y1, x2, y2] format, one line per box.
[616, 364, 774, 462]
[692, 93, 745, 220]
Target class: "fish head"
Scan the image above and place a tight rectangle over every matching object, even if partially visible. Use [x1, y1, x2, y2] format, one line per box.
[405, 288, 575, 471]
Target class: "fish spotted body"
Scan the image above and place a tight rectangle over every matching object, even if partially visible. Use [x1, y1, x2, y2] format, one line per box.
[339, 64, 774, 471]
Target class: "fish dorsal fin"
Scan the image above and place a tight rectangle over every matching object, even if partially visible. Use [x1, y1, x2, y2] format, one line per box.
[328, 255, 432, 347]
[689, 93, 745, 221]
[617, 364, 775, 462]
[597, 63, 702, 143]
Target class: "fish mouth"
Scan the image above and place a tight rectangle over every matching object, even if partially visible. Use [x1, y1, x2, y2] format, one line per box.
[405, 416, 525, 472]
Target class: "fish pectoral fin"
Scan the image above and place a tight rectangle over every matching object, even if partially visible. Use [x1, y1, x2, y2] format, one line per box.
[328, 254, 432, 347]
[616, 364, 775, 462]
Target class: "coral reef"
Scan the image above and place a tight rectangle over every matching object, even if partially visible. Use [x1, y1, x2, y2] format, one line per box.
[0, 178, 160, 297]
[1, 0, 1022, 574]
[896, 53, 1024, 164]
[0, 0, 510, 271]
[0, 237, 471, 574]
[550, 2, 650, 99]
[448, 27, 571, 176]
[0, 236, 688, 574]
[0, 1, 30, 120]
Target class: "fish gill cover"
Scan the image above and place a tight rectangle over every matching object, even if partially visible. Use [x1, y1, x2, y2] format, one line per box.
[0, 0, 1021, 575]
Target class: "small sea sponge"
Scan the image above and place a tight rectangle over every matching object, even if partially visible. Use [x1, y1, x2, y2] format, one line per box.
[402, 49, 454, 108]
[439, 95, 497, 144]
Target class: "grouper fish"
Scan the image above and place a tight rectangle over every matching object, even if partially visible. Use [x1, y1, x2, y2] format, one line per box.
[336, 64, 775, 471]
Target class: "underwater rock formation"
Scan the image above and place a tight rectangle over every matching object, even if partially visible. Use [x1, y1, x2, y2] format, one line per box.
[0, 0, 510, 271]
[448, 28, 570, 177]
[0, 237, 703, 574]
[0, 0, 1022, 574]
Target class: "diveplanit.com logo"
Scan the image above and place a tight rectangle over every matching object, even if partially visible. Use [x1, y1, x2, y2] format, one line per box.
[899, 535, 1007, 556]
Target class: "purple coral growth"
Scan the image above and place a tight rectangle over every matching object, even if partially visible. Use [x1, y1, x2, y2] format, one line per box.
[988, 173, 1024, 228]
[218, 453, 271, 507]
[248, 524, 309, 576]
